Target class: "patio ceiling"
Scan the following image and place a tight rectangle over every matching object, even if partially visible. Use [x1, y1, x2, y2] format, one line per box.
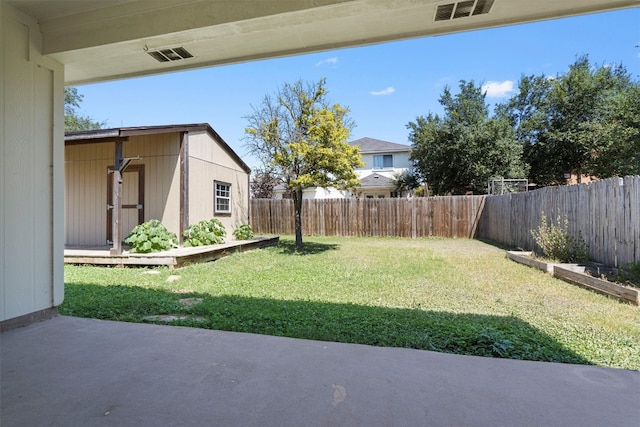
[7, 0, 639, 85]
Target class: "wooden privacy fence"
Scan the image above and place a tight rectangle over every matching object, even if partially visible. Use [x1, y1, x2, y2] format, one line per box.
[477, 176, 640, 267]
[250, 196, 486, 239]
[250, 175, 640, 267]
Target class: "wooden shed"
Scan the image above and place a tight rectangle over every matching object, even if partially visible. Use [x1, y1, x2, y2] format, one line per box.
[65, 124, 251, 253]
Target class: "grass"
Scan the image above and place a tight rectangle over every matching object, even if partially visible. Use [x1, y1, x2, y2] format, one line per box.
[60, 236, 640, 370]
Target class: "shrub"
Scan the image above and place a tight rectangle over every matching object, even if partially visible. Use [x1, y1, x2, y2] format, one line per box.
[621, 262, 640, 286]
[125, 219, 178, 253]
[233, 224, 254, 240]
[608, 262, 640, 287]
[530, 211, 589, 263]
[183, 218, 226, 247]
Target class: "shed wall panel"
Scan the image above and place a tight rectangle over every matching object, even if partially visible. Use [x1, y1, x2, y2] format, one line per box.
[65, 133, 182, 245]
[189, 130, 243, 171]
[188, 158, 249, 234]
[123, 133, 181, 235]
[64, 142, 111, 245]
[188, 130, 249, 234]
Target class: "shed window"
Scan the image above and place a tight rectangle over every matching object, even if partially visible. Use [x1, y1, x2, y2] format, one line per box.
[215, 181, 231, 214]
[373, 155, 393, 169]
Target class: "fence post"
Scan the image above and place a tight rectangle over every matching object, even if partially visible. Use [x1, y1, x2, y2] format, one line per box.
[411, 197, 417, 239]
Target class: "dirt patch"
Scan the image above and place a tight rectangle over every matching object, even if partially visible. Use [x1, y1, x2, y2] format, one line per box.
[143, 314, 206, 323]
[142, 270, 161, 275]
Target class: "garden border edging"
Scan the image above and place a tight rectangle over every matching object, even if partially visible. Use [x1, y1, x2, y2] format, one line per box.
[506, 251, 639, 306]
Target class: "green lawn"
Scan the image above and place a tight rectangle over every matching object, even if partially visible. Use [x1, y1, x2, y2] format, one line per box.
[60, 236, 640, 370]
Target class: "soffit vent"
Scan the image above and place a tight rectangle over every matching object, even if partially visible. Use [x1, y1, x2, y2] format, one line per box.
[435, 0, 494, 21]
[147, 47, 194, 63]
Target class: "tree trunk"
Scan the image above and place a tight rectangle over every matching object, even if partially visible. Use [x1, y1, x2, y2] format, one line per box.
[293, 187, 304, 251]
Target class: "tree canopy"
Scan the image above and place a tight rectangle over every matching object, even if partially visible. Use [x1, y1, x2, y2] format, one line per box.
[391, 168, 421, 197]
[250, 167, 279, 199]
[500, 55, 639, 185]
[64, 87, 105, 132]
[408, 81, 528, 195]
[244, 78, 362, 250]
[409, 56, 639, 193]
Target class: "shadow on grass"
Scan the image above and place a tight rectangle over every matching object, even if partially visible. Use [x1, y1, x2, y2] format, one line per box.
[477, 238, 521, 252]
[276, 239, 340, 255]
[60, 282, 592, 365]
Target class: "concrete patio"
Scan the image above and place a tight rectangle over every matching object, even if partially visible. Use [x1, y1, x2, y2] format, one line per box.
[2, 315, 639, 426]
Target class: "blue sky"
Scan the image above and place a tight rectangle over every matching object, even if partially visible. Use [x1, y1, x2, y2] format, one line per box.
[75, 8, 639, 170]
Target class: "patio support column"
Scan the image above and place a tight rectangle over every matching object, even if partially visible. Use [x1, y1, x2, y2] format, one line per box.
[179, 131, 189, 246]
[110, 138, 124, 255]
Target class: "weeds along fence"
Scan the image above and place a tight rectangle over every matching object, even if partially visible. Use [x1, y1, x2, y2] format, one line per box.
[477, 175, 640, 267]
[250, 196, 486, 239]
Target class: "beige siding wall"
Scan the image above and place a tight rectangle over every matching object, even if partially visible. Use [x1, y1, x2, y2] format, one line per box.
[1, 4, 65, 321]
[188, 131, 250, 235]
[64, 133, 181, 245]
[123, 133, 181, 235]
[65, 142, 112, 245]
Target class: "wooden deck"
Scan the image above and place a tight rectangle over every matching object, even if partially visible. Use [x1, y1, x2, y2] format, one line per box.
[64, 237, 279, 268]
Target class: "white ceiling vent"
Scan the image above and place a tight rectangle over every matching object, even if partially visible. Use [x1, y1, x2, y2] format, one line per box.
[147, 47, 194, 63]
[435, 0, 494, 21]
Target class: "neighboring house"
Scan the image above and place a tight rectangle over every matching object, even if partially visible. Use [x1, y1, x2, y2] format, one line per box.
[65, 124, 250, 249]
[356, 173, 399, 198]
[269, 137, 412, 200]
[272, 185, 350, 200]
[350, 137, 412, 198]
[565, 173, 597, 186]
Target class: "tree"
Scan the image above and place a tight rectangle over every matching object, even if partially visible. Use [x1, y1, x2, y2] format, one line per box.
[583, 79, 640, 177]
[244, 78, 362, 250]
[408, 81, 527, 195]
[391, 168, 421, 197]
[250, 167, 279, 199]
[65, 87, 105, 132]
[501, 56, 638, 185]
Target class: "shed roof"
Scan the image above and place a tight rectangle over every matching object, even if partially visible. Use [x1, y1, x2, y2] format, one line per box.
[65, 123, 250, 174]
[349, 137, 410, 154]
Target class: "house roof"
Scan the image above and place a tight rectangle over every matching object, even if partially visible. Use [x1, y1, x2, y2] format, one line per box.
[358, 173, 395, 189]
[65, 123, 250, 174]
[349, 137, 410, 154]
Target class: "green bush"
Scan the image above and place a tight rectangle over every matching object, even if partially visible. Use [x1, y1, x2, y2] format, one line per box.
[608, 262, 640, 287]
[183, 218, 226, 247]
[530, 211, 589, 263]
[621, 263, 640, 286]
[124, 219, 178, 253]
[233, 224, 254, 240]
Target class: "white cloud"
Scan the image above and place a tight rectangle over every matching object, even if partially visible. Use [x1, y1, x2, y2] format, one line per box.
[316, 57, 338, 66]
[435, 77, 452, 87]
[369, 86, 396, 96]
[481, 80, 515, 98]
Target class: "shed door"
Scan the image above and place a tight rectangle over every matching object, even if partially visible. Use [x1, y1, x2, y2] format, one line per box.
[107, 165, 145, 243]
